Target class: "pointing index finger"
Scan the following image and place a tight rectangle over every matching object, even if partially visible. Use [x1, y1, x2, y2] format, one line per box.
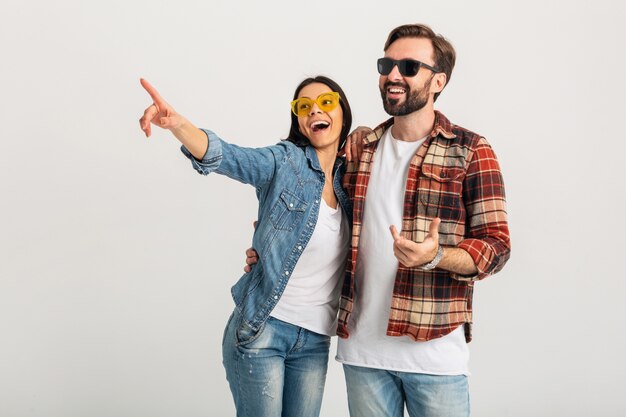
[140, 78, 166, 109]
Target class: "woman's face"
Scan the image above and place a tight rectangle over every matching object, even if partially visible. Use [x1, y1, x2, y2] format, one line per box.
[296, 82, 343, 152]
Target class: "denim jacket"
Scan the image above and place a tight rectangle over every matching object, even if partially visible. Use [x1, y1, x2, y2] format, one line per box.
[181, 129, 351, 344]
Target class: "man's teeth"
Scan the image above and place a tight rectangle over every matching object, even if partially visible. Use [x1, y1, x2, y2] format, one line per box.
[388, 87, 406, 94]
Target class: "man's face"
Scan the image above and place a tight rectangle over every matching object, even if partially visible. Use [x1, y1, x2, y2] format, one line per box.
[379, 37, 441, 116]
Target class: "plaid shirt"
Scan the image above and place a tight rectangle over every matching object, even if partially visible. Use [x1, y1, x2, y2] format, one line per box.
[337, 111, 510, 342]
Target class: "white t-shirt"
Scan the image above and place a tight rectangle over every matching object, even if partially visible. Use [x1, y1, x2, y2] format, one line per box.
[271, 200, 350, 336]
[336, 129, 470, 375]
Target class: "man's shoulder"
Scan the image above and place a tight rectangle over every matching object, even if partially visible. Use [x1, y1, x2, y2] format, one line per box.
[450, 123, 484, 147]
[362, 118, 394, 149]
[435, 111, 486, 149]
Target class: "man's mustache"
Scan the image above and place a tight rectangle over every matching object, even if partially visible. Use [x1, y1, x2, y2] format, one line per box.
[383, 81, 409, 90]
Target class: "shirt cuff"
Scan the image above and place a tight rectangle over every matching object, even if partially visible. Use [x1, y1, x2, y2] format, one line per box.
[450, 239, 494, 282]
[180, 128, 223, 175]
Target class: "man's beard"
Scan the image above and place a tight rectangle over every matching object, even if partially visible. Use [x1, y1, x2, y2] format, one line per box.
[380, 78, 432, 116]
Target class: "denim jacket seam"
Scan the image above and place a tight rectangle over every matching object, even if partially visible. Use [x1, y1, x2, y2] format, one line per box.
[249, 172, 324, 329]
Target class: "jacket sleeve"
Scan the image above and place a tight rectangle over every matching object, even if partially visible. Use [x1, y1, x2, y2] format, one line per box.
[180, 129, 285, 189]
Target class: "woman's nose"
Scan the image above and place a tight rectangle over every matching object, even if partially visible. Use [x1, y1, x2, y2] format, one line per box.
[309, 102, 323, 116]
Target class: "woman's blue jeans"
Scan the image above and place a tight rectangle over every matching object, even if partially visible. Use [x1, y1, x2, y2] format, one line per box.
[222, 310, 331, 417]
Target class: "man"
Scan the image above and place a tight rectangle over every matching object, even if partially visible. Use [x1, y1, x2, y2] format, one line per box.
[336, 23, 510, 417]
[248, 24, 510, 417]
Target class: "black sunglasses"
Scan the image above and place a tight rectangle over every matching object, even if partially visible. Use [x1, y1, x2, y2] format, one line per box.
[377, 58, 442, 77]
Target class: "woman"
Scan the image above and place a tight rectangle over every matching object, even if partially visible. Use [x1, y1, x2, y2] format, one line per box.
[138, 76, 353, 417]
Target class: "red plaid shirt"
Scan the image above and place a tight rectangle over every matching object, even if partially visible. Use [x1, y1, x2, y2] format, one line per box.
[337, 111, 510, 342]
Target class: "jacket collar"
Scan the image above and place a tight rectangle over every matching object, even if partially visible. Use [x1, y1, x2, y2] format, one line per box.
[304, 144, 344, 172]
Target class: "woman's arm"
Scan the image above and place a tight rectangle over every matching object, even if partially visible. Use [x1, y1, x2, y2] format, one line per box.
[139, 78, 208, 160]
[139, 78, 281, 188]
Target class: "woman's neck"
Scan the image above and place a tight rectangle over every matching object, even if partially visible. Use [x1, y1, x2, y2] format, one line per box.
[315, 147, 337, 179]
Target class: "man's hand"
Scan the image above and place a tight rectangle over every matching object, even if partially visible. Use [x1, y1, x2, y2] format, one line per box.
[243, 248, 259, 273]
[343, 126, 372, 162]
[139, 78, 186, 137]
[243, 221, 259, 273]
[389, 218, 441, 268]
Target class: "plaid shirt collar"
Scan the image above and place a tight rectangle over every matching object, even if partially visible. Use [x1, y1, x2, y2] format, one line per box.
[363, 110, 456, 148]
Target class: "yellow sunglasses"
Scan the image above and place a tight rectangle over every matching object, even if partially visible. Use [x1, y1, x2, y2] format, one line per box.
[291, 92, 340, 117]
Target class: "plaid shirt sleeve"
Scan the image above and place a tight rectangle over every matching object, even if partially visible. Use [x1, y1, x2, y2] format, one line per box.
[453, 136, 510, 281]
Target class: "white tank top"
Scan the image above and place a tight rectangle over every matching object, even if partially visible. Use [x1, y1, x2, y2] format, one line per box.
[271, 199, 350, 336]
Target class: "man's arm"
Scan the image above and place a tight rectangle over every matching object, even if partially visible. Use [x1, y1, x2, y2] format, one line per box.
[453, 137, 511, 280]
[390, 219, 477, 276]
[389, 137, 510, 279]
[436, 247, 477, 276]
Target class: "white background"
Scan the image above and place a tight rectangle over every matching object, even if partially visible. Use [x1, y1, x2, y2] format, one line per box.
[1, 0, 625, 416]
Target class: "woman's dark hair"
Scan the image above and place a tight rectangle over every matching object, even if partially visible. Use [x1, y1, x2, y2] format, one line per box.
[286, 75, 352, 152]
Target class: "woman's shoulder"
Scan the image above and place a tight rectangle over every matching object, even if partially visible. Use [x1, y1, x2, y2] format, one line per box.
[275, 138, 302, 151]
[271, 139, 308, 159]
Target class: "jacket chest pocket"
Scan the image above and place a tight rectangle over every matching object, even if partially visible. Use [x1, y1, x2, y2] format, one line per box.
[269, 189, 308, 231]
[418, 165, 465, 221]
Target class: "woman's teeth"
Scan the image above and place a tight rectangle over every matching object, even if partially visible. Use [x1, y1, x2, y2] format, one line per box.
[311, 121, 330, 132]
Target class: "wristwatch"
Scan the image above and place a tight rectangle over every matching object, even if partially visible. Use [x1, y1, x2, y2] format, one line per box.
[419, 245, 444, 271]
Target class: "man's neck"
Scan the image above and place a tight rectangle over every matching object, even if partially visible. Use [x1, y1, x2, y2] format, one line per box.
[391, 106, 436, 142]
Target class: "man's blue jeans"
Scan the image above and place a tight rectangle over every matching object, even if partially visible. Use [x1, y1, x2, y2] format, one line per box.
[222, 310, 330, 417]
[343, 364, 470, 417]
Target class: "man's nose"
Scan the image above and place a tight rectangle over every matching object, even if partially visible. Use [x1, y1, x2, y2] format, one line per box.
[387, 63, 403, 80]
